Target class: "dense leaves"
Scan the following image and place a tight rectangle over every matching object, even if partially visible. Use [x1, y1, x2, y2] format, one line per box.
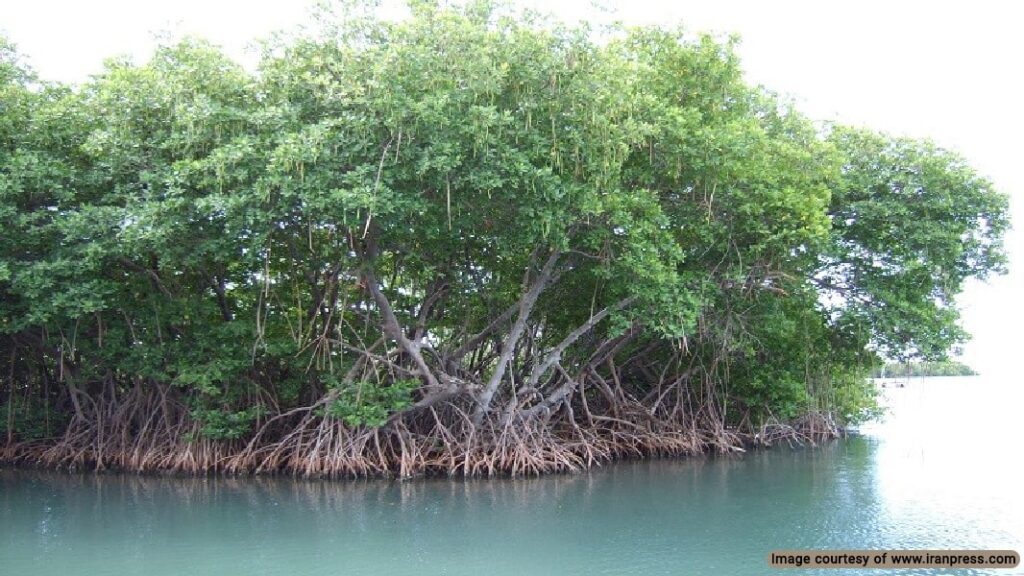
[0, 3, 1008, 472]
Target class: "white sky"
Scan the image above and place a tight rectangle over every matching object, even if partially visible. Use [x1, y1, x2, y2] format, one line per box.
[2, 0, 1020, 375]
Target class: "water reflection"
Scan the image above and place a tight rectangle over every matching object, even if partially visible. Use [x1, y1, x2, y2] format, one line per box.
[2, 377, 1022, 576]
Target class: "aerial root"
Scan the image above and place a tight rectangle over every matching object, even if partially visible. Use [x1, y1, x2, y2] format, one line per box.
[1, 392, 838, 478]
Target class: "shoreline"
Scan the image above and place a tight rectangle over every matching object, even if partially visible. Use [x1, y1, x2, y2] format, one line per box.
[1, 411, 839, 479]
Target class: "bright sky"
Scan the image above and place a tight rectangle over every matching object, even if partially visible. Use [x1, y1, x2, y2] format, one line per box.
[2, 0, 1020, 375]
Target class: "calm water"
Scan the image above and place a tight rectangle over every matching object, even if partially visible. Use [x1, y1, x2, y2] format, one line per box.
[2, 376, 1022, 575]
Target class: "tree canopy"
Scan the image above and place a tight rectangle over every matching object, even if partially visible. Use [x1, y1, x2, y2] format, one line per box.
[0, 2, 1008, 476]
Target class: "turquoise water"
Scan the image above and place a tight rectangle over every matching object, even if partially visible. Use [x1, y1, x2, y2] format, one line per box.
[2, 376, 1022, 575]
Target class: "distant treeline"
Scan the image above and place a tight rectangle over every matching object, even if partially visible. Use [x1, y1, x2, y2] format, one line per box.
[874, 361, 978, 378]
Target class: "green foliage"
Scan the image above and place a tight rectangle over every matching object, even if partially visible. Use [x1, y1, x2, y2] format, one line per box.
[822, 127, 1009, 360]
[189, 405, 262, 441]
[0, 400, 65, 441]
[830, 368, 884, 427]
[323, 378, 417, 428]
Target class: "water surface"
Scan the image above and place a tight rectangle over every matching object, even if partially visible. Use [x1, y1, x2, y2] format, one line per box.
[2, 376, 1022, 575]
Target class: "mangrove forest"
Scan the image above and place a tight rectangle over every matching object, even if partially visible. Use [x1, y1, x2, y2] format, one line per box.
[0, 2, 1009, 477]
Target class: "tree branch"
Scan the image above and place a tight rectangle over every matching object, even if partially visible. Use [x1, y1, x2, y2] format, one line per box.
[473, 249, 561, 423]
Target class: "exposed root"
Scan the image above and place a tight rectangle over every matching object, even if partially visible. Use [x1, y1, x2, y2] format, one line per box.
[0, 388, 840, 478]
[752, 411, 840, 448]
